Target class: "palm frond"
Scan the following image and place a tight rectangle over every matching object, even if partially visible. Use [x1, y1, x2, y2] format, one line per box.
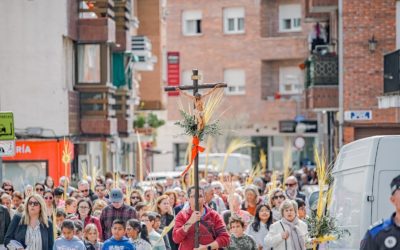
[221, 138, 255, 174]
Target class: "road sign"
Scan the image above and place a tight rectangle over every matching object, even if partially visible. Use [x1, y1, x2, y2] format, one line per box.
[0, 140, 15, 157]
[0, 112, 15, 140]
[344, 110, 372, 121]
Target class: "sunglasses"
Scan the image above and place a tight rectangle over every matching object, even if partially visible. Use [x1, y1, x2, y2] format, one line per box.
[285, 183, 296, 187]
[28, 201, 40, 207]
[4, 188, 13, 191]
[131, 196, 140, 200]
[35, 188, 44, 192]
[80, 189, 89, 193]
[44, 196, 53, 200]
[273, 195, 285, 200]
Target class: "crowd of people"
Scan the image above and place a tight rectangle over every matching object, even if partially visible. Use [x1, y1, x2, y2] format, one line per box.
[0, 168, 318, 250]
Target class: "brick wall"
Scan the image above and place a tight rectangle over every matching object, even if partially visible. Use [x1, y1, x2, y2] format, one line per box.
[166, 0, 311, 129]
[343, 0, 398, 142]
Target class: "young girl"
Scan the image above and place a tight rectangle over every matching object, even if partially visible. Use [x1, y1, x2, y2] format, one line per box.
[126, 219, 152, 250]
[83, 223, 103, 250]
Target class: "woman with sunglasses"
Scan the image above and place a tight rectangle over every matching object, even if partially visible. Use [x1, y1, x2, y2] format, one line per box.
[34, 183, 46, 197]
[74, 198, 103, 241]
[246, 204, 273, 250]
[43, 190, 56, 219]
[4, 194, 54, 250]
[129, 190, 144, 207]
[269, 188, 286, 222]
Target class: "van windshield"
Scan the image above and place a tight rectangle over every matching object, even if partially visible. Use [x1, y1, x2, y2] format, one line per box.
[329, 169, 366, 249]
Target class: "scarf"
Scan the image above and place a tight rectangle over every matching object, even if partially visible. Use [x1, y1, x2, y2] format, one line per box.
[281, 217, 305, 250]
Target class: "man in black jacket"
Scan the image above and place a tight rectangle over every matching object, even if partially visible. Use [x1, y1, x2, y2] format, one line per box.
[0, 205, 11, 248]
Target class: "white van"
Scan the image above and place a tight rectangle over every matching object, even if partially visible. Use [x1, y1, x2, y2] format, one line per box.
[175, 153, 252, 174]
[328, 136, 400, 249]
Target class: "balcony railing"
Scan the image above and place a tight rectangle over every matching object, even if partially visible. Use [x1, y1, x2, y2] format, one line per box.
[75, 84, 118, 135]
[305, 53, 338, 88]
[114, 0, 131, 30]
[79, 0, 115, 19]
[114, 89, 134, 135]
[131, 36, 156, 71]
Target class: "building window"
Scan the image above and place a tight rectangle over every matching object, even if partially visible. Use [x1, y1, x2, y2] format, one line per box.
[77, 44, 101, 83]
[279, 67, 303, 95]
[279, 4, 302, 32]
[223, 7, 245, 34]
[224, 69, 245, 95]
[174, 143, 188, 167]
[182, 10, 202, 36]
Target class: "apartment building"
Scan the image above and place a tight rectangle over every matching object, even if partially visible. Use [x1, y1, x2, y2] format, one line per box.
[304, 0, 400, 153]
[0, 0, 158, 187]
[155, 0, 319, 171]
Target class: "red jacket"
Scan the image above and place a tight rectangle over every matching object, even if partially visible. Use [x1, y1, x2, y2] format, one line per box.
[173, 206, 230, 250]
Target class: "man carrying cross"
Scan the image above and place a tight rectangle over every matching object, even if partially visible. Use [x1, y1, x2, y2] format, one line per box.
[165, 69, 227, 249]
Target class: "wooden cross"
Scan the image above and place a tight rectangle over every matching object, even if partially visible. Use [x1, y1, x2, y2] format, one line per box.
[164, 69, 227, 248]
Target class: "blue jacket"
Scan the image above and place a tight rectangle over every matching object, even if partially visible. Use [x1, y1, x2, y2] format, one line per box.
[103, 236, 135, 250]
[360, 213, 400, 250]
[4, 213, 54, 250]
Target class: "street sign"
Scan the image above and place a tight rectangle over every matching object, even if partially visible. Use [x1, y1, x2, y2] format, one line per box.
[0, 112, 15, 140]
[279, 120, 318, 133]
[0, 140, 15, 157]
[344, 110, 372, 121]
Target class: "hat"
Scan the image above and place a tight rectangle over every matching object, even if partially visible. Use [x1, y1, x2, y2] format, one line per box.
[110, 188, 124, 203]
[390, 175, 400, 195]
[54, 187, 64, 196]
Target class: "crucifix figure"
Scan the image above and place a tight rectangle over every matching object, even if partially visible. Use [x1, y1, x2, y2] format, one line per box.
[175, 83, 223, 131]
[165, 69, 227, 248]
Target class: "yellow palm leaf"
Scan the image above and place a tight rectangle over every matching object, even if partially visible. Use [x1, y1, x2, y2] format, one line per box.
[204, 88, 224, 124]
[221, 139, 255, 175]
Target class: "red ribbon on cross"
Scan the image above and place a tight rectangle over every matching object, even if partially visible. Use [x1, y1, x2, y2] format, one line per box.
[180, 136, 205, 177]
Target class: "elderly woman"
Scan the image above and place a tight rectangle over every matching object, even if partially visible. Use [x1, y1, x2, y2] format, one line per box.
[242, 185, 263, 216]
[222, 193, 252, 227]
[265, 199, 308, 250]
[269, 188, 286, 222]
[4, 194, 53, 250]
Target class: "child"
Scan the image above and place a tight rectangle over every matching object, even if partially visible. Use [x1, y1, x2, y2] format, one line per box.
[226, 216, 257, 250]
[84, 223, 103, 250]
[74, 220, 84, 240]
[53, 219, 86, 250]
[102, 219, 135, 250]
[126, 219, 152, 250]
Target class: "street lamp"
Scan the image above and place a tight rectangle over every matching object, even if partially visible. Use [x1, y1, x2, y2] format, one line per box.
[368, 35, 377, 53]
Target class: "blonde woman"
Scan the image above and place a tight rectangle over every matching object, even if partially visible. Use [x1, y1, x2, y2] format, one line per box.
[4, 193, 53, 250]
[265, 199, 308, 250]
[153, 195, 177, 250]
[269, 188, 286, 222]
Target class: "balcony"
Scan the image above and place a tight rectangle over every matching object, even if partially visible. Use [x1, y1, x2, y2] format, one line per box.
[75, 85, 118, 135]
[78, 0, 116, 43]
[304, 53, 338, 110]
[114, 89, 134, 136]
[114, 0, 132, 51]
[131, 36, 156, 71]
[307, 0, 338, 13]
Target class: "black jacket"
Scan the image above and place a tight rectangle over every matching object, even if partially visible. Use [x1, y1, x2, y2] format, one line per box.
[0, 206, 11, 244]
[4, 213, 53, 250]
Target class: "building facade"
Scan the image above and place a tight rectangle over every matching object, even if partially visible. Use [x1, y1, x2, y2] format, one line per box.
[156, 0, 320, 172]
[0, 0, 159, 186]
